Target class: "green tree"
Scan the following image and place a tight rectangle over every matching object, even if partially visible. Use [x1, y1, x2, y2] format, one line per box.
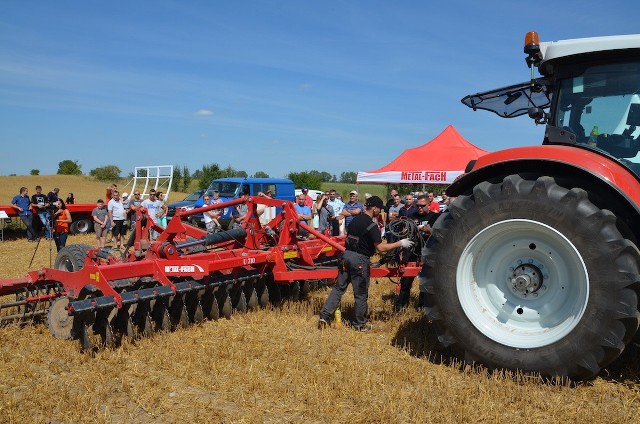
[308, 170, 333, 182]
[90, 165, 121, 181]
[339, 171, 357, 184]
[30, 169, 40, 176]
[57, 160, 82, 175]
[252, 171, 269, 178]
[286, 171, 322, 189]
[182, 165, 191, 191]
[171, 165, 182, 192]
[221, 165, 247, 178]
[197, 163, 223, 189]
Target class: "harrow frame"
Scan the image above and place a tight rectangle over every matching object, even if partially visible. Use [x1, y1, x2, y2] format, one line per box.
[0, 195, 421, 349]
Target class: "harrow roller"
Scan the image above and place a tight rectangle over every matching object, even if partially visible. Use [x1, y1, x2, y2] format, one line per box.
[0, 194, 422, 352]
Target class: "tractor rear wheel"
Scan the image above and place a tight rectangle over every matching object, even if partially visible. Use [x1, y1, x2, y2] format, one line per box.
[424, 175, 640, 379]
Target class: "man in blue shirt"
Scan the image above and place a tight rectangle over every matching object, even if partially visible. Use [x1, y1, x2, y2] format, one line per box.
[341, 190, 365, 229]
[11, 187, 37, 241]
[294, 194, 312, 238]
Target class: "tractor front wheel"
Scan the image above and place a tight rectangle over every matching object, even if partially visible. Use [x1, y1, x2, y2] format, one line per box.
[424, 175, 640, 379]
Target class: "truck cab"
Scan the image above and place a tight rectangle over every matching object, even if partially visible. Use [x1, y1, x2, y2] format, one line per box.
[189, 178, 295, 229]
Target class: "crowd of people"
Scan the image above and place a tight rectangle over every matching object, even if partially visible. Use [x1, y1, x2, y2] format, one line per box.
[315, 188, 453, 331]
[11, 182, 451, 333]
[8, 183, 172, 251]
[10, 185, 74, 251]
[93, 184, 168, 248]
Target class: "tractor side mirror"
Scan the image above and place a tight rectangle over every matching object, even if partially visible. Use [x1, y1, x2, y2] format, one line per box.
[528, 107, 547, 125]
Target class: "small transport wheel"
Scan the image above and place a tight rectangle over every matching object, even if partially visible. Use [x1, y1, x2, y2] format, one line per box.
[424, 175, 640, 379]
[70, 219, 93, 234]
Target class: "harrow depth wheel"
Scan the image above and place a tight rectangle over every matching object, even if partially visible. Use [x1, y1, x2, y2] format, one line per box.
[48, 297, 74, 340]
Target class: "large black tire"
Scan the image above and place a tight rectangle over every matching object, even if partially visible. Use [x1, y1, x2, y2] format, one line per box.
[423, 175, 640, 379]
[54, 244, 93, 272]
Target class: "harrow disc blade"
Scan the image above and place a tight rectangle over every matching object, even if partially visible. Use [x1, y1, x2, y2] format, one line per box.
[258, 285, 270, 308]
[170, 300, 190, 330]
[201, 289, 220, 320]
[48, 297, 74, 340]
[289, 281, 301, 302]
[234, 291, 247, 313]
[208, 297, 220, 320]
[300, 280, 312, 299]
[219, 293, 232, 319]
[192, 301, 205, 324]
[78, 321, 92, 352]
[134, 308, 154, 338]
[247, 288, 259, 310]
[152, 302, 171, 332]
[95, 313, 116, 350]
[266, 280, 282, 306]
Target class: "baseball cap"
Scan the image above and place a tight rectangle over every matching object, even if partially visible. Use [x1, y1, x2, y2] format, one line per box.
[365, 195, 384, 209]
[302, 186, 308, 191]
[349, 190, 358, 196]
[213, 189, 219, 192]
[122, 192, 129, 197]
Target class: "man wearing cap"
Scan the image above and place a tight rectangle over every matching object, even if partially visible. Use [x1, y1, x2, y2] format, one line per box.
[341, 190, 365, 229]
[301, 187, 313, 208]
[327, 189, 345, 236]
[318, 196, 414, 332]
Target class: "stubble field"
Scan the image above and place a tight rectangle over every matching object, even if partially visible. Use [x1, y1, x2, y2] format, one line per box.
[1, 176, 640, 423]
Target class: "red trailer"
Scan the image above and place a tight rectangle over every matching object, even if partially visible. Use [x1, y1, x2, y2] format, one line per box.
[0, 203, 96, 234]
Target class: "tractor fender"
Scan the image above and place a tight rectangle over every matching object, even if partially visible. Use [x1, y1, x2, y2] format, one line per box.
[447, 145, 640, 242]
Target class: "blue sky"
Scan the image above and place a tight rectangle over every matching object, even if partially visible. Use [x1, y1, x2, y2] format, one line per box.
[1, 1, 638, 178]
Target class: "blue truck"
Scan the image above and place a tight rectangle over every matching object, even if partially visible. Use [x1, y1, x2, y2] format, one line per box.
[167, 177, 296, 229]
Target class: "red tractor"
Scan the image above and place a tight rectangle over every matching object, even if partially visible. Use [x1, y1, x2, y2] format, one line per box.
[423, 32, 640, 379]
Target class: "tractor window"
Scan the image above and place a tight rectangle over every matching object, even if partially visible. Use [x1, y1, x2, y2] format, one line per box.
[554, 60, 640, 172]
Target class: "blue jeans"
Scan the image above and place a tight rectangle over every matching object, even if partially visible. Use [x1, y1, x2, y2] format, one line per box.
[38, 211, 51, 238]
[319, 250, 371, 326]
[20, 214, 37, 241]
[53, 231, 68, 252]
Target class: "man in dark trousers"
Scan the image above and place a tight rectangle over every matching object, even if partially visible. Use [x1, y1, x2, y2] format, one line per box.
[395, 194, 438, 312]
[318, 196, 414, 331]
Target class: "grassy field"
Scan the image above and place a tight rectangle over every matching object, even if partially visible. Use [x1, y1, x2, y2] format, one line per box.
[0, 176, 639, 423]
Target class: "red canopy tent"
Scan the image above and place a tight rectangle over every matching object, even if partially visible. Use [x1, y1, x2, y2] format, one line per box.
[357, 125, 489, 184]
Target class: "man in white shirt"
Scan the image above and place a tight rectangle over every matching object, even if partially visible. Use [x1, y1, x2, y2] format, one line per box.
[107, 190, 127, 248]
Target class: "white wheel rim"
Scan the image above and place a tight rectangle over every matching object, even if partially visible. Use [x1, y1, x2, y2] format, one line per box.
[457, 219, 589, 348]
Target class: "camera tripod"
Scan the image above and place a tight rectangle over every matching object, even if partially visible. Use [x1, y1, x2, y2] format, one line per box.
[28, 209, 55, 269]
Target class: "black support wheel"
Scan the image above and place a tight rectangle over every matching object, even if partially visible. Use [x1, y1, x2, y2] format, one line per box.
[423, 175, 640, 379]
[54, 244, 93, 272]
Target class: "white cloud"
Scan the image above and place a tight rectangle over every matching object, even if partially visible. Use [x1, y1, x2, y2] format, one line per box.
[193, 109, 214, 117]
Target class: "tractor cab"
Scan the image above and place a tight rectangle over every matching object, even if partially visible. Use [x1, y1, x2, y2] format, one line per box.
[461, 32, 640, 175]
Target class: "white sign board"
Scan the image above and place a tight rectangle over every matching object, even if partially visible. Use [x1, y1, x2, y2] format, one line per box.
[0, 211, 8, 219]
